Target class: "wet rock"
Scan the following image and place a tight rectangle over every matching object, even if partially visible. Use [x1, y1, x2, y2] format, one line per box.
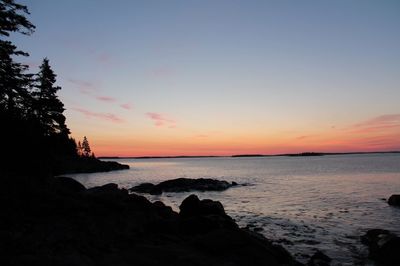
[361, 229, 400, 265]
[130, 183, 161, 195]
[54, 176, 86, 194]
[86, 183, 121, 195]
[388, 194, 400, 206]
[85, 183, 130, 207]
[307, 250, 331, 266]
[2, 174, 301, 266]
[129, 178, 238, 194]
[179, 194, 237, 234]
[179, 194, 226, 217]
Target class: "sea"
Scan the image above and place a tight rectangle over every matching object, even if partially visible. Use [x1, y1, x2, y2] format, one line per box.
[67, 153, 400, 265]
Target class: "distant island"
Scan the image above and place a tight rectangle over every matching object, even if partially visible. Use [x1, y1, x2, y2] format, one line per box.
[99, 151, 400, 160]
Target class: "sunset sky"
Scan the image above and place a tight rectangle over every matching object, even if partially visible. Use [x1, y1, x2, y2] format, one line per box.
[13, 0, 400, 156]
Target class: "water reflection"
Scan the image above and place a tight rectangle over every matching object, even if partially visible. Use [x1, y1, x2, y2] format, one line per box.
[68, 154, 400, 265]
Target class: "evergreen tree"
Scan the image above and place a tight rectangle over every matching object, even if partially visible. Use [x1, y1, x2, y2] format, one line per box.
[77, 141, 83, 156]
[0, 0, 35, 115]
[82, 136, 91, 157]
[34, 58, 70, 136]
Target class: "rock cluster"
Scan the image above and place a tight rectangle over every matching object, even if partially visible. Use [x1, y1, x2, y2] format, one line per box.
[361, 229, 400, 265]
[129, 177, 238, 195]
[1, 175, 299, 266]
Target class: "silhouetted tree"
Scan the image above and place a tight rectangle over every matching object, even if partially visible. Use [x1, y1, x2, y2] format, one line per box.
[82, 136, 91, 157]
[2, 0, 105, 177]
[33, 58, 70, 136]
[77, 141, 83, 156]
[0, 0, 35, 115]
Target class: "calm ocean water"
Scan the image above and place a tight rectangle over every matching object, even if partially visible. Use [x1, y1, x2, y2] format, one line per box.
[67, 154, 400, 265]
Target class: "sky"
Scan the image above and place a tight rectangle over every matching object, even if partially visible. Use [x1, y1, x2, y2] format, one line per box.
[11, 0, 400, 156]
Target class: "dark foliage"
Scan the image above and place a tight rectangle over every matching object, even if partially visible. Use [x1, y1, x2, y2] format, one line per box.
[1, 0, 127, 177]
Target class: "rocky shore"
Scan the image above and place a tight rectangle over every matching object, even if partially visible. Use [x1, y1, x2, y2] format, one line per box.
[2, 174, 399, 266]
[1, 175, 300, 266]
[129, 177, 238, 195]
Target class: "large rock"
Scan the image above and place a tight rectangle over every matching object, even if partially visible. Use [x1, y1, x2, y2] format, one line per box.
[54, 176, 86, 194]
[180, 194, 226, 217]
[307, 250, 331, 266]
[129, 178, 238, 194]
[178, 194, 237, 234]
[388, 194, 400, 206]
[361, 229, 400, 265]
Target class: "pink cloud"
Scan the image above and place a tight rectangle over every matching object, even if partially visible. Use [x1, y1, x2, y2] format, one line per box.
[73, 107, 124, 123]
[120, 103, 133, 110]
[350, 114, 400, 134]
[296, 135, 311, 140]
[151, 66, 175, 78]
[146, 112, 176, 128]
[67, 78, 98, 95]
[96, 96, 117, 102]
[96, 52, 114, 65]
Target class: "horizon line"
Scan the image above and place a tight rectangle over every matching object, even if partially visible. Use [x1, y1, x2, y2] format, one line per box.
[98, 150, 400, 159]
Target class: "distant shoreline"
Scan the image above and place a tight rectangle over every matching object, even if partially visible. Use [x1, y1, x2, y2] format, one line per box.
[99, 151, 400, 160]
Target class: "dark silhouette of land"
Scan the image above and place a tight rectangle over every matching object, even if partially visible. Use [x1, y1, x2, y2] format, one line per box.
[99, 151, 400, 160]
[2, 1, 399, 265]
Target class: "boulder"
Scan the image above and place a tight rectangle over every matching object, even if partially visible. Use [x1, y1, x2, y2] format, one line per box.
[129, 183, 162, 195]
[179, 195, 237, 234]
[87, 183, 120, 194]
[54, 176, 86, 194]
[307, 250, 331, 266]
[179, 194, 201, 217]
[361, 229, 400, 265]
[388, 194, 400, 206]
[85, 183, 129, 205]
[179, 194, 226, 217]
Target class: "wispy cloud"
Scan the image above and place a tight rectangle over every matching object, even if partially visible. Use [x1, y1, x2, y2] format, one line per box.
[67, 78, 98, 95]
[96, 96, 117, 102]
[151, 66, 175, 78]
[296, 135, 312, 140]
[73, 107, 124, 123]
[349, 114, 400, 134]
[120, 103, 133, 110]
[146, 112, 176, 128]
[95, 52, 119, 67]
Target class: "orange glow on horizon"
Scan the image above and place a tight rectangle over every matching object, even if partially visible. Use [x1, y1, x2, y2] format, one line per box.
[79, 130, 400, 157]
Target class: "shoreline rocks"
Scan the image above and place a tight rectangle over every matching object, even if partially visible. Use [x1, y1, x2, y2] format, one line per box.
[1, 175, 300, 266]
[53, 156, 129, 175]
[129, 177, 238, 195]
[361, 229, 400, 265]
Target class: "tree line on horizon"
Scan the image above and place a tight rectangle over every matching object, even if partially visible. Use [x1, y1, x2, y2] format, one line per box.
[1, 0, 94, 176]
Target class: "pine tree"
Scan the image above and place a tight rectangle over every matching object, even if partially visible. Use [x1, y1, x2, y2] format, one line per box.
[34, 58, 70, 136]
[82, 136, 91, 157]
[0, 0, 35, 115]
[77, 141, 83, 156]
